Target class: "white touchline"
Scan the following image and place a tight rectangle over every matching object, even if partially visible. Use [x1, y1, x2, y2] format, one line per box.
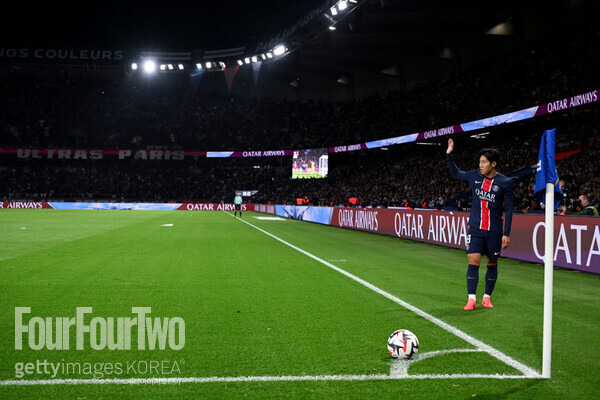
[0, 372, 536, 386]
[232, 212, 542, 378]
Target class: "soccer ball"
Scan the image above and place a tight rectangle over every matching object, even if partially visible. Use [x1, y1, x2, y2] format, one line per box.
[387, 329, 419, 359]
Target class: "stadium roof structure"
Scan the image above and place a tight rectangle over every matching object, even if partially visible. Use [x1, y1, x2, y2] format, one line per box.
[267, 0, 597, 91]
[1, 0, 597, 98]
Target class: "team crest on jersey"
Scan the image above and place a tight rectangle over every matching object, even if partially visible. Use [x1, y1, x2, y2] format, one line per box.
[492, 185, 499, 192]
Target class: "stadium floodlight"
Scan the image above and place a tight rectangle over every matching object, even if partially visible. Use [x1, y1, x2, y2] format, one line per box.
[205, 62, 212, 68]
[143, 60, 156, 73]
[251, 56, 258, 63]
[329, 26, 336, 30]
[195, 63, 202, 69]
[266, 52, 273, 58]
[219, 61, 226, 69]
[330, 7, 338, 16]
[178, 64, 184, 70]
[237, 59, 244, 66]
[131, 63, 138, 70]
[167, 64, 174, 70]
[349, 0, 357, 3]
[261, 54, 267, 60]
[323, 12, 335, 24]
[273, 45, 286, 56]
[244, 57, 250, 64]
[338, 1, 348, 11]
[159, 64, 166, 71]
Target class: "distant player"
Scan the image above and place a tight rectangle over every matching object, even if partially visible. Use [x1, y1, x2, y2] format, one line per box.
[234, 192, 243, 218]
[446, 139, 514, 310]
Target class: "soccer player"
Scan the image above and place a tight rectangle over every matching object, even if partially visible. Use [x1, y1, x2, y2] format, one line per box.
[234, 192, 243, 218]
[446, 139, 514, 310]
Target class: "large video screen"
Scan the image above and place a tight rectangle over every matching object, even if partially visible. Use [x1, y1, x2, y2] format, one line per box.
[292, 148, 329, 179]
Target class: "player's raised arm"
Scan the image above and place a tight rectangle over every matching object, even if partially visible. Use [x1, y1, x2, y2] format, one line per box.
[447, 138, 454, 154]
[446, 139, 466, 180]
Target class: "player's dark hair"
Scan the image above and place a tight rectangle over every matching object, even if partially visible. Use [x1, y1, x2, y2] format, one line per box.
[479, 148, 500, 166]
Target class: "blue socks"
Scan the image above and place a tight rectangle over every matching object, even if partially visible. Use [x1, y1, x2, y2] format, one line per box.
[467, 264, 479, 294]
[467, 264, 498, 296]
[485, 264, 498, 296]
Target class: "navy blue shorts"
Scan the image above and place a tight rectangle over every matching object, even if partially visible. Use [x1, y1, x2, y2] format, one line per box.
[466, 227, 503, 258]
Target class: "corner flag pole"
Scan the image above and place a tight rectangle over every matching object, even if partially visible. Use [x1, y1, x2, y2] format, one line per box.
[534, 128, 562, 379]
[542, 183, 554, 379]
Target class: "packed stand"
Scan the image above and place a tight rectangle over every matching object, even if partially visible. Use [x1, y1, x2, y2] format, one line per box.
[1, 25, 599, 214]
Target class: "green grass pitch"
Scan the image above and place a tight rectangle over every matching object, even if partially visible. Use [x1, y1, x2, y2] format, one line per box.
[1, 209, 599, 399]
[292, 171, 324, 179]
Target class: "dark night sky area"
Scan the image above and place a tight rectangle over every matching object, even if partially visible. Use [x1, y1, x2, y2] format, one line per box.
[1, 1, 323, 50]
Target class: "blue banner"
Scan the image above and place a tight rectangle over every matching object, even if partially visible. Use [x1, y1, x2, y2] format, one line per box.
[534, 128, 563, 210]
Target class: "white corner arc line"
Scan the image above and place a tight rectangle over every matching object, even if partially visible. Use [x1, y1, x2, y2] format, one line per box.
[230, 212, 542, 378]
[391, 349, 480, 377]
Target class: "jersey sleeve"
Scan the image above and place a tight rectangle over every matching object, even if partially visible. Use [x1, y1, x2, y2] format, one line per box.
[446, 154, 469, 181]
[503, 178, 514, 236]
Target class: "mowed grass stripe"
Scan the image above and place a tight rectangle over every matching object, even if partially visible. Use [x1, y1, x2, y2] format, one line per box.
[0, 210, 172, 262]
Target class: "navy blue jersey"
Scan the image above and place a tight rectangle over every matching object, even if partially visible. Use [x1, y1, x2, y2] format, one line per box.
[447, 154, 514, 236]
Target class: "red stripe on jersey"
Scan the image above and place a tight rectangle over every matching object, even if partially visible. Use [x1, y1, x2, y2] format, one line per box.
[481, 178, 493, 192]
[480, 200, 490, 230]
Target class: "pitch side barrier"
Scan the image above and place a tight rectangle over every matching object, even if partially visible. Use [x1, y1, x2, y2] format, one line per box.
[254, 204, 600, 275]
[0, 201, 254, 212]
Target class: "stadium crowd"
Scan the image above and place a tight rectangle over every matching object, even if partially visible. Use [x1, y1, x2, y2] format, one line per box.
[1, 24, 599, 215]
[2, 107, 598, 215]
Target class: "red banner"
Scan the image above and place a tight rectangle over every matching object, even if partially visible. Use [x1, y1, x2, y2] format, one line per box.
[329, 207, 600, 274]
[177, 203, 254, 211]
[0, 202, 54, 209]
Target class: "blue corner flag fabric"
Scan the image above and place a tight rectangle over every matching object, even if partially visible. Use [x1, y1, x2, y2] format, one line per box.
[534, 128, 564, 210]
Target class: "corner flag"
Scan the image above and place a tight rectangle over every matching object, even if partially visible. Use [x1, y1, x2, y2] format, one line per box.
[534, 128, 563, 379]
[534, 128, 563, 210]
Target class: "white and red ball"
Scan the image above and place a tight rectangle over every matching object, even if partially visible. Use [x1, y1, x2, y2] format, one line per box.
[387, 329, 419, 359]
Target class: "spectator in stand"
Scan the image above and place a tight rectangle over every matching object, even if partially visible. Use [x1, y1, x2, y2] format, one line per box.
[578, 194, 598, 216]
